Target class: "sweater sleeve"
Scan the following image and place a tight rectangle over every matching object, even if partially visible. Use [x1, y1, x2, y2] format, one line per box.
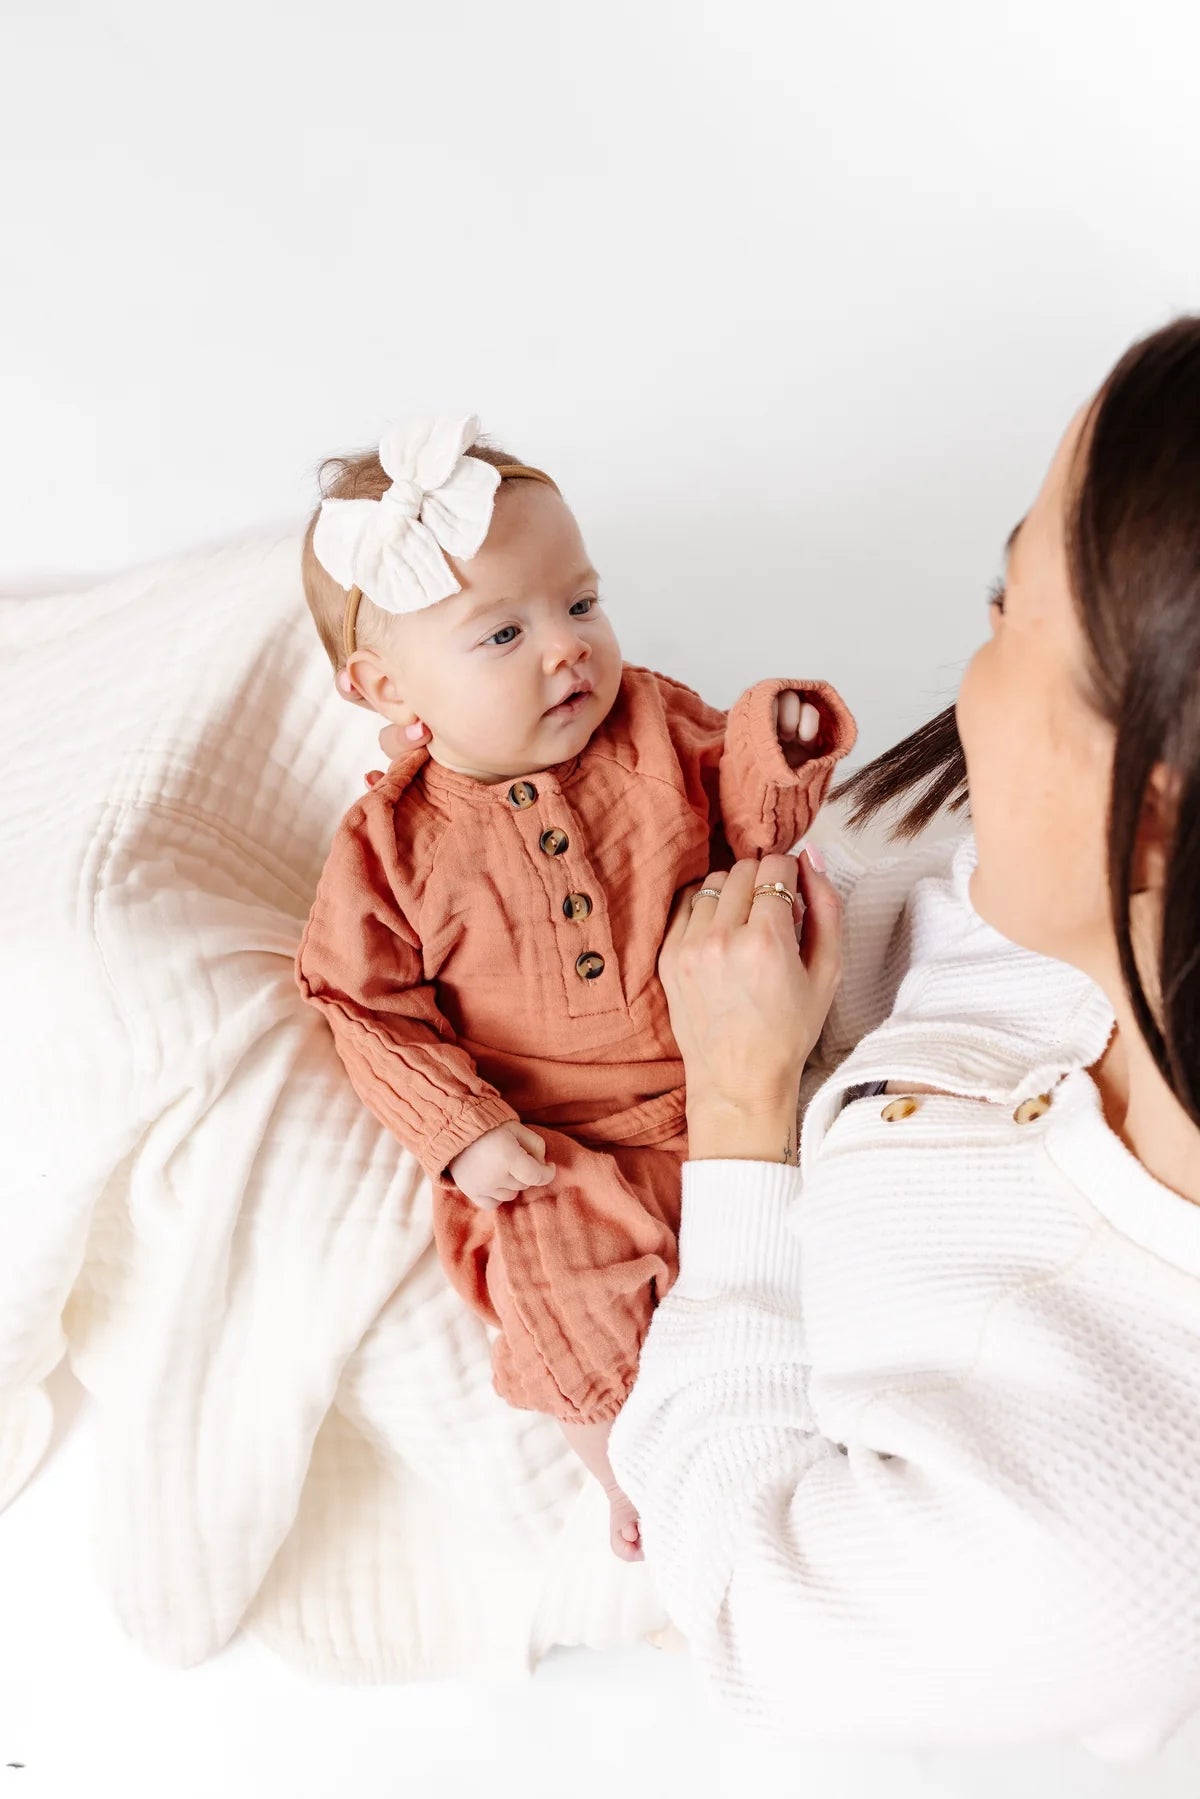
[718, 679, 857, 860]
[610, 1160, 1177, 1750]
[296, 794, 519, 1180]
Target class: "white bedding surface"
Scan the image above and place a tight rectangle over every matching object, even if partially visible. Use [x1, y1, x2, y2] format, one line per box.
[0, 536, 662, 1679]
[8, 1375, 1200, 1799]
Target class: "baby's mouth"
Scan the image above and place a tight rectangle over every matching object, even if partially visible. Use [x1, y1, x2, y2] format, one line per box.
[544, 684, 593, 717]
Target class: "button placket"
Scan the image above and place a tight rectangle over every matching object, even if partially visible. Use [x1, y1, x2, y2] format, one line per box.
[504, 780, 622, 1016]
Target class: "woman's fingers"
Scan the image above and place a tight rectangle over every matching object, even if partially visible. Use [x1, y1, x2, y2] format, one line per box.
[666, 870, 728, 950]
[667, 856, 801, 953]
[746, 853, 801, 933]
[706, 860, 763, 930]
[377, 721, 412, 763]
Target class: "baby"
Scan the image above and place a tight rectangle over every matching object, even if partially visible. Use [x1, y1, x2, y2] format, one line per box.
[296, 417, 855, 1557]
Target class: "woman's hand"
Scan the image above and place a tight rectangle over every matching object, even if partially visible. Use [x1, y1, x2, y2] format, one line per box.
[660, 851, 843, 1162]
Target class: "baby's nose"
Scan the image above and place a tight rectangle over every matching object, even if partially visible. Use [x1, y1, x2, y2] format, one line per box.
[544, 631, 591, 670]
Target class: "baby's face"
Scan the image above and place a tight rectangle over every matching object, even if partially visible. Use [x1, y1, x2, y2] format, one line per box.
[376, 482, 623, 782]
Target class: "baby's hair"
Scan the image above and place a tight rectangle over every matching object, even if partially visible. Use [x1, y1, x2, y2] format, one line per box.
[301, 439, 527, 672]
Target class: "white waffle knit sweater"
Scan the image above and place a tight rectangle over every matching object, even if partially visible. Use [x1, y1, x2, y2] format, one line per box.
[609, 832, 1200, 1758]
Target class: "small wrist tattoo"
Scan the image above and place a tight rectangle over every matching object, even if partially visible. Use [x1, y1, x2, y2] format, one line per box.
[782, 1128, 796, 1165]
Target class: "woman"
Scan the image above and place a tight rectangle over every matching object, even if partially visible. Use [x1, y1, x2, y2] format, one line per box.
[608, 317, 1200, 1755]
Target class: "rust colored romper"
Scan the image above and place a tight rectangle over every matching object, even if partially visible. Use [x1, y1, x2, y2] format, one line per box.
[297, 666, 855, 1423]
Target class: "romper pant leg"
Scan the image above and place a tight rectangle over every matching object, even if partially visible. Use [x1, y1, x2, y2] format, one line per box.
[433, 1128, 684, 1426]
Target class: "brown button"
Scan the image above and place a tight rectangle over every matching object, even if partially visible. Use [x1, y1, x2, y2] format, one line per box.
[540, 827, 569, 856]
[563, 891, 593, 921]
[575, 951, 605, 980]
[1013, 1093, 1052, 1125]
[508, 781, 538, 808]
[881, 1096, 919, 1122]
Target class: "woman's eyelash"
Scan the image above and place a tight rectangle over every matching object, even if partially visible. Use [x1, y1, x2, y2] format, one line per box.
[987, 578, 1007, 615]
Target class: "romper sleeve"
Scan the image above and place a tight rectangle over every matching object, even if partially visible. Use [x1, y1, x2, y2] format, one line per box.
[296, 790, 519, 1180]
[644, 669, 856, 862]
[718, 677, 857, 859]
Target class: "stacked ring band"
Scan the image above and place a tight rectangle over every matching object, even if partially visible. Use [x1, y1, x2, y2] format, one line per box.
[752, 881, 795, 905]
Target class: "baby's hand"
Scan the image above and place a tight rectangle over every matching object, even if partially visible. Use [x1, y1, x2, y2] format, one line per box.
[775, 690, 822, 769]
[448, 1123, 556, 1209]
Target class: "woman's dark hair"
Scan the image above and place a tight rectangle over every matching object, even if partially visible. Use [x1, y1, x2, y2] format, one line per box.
[836, 315, 1200, 1127]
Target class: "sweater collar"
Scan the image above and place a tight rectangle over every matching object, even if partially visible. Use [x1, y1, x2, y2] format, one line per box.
[1046, 1071, 1200, 1277]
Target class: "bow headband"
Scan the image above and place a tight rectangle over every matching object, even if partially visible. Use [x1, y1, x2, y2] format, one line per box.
[311, 414, 558, 664]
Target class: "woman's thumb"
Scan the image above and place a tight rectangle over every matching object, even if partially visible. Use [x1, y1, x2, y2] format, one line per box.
[798, 849, 843, 989]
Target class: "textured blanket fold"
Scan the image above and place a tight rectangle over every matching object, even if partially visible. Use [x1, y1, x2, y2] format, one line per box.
[0, 537, 664, 1676]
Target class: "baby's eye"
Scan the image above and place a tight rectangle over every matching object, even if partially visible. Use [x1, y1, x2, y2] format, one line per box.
[569, 596, 597, 617]
[986, 579, 1006, 615]
[486, 624, 521, 647]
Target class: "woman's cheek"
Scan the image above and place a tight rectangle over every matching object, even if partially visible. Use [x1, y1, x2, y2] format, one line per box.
[954, 642, 988, 780]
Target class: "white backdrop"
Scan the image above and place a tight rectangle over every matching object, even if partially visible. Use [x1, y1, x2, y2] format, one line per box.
[5, 0, 1200, 763]
[6, 5, 1200, 1796]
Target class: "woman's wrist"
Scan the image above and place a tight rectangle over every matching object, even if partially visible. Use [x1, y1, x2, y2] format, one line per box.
[685, 1089, 800, 1165]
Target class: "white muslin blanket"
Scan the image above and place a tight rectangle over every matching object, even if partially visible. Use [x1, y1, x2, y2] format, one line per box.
[0, 536, 665, 1678]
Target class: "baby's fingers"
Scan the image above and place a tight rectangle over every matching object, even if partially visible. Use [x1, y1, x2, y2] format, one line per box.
[775, 690, 802, 739]
[508, 1136, 556, 1189]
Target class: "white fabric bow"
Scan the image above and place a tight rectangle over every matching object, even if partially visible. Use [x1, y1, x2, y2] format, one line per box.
[312, 415, 501, 615]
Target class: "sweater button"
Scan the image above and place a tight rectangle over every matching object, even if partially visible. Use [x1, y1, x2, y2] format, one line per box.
[881, 1096, 919, 1122]
[540, 827, 570, 856]
[1013, 1093, 1052, 1125]
[576, 951, 605, 980]
[508, 781, 538, 808]
[563, 891, 593, 921]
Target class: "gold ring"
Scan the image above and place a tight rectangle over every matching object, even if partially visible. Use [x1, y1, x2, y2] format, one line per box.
[752, 881, 795, 906]
[690, 886, 723, 907]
